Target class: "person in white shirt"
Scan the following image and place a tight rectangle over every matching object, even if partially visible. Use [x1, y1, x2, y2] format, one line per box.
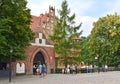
[104, 65, 108, 72]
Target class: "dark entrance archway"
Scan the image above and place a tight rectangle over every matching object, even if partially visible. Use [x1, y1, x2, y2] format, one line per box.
[33, 52, 45, 65]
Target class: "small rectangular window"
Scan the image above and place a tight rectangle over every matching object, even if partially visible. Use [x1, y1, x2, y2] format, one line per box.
[39, 39, 42, 44]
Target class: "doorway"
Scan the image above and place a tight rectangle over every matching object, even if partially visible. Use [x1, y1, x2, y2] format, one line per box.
[33, 52, 45, 65]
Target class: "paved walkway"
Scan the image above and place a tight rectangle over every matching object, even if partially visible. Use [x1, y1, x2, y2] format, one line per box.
[0, 71, 120, 84]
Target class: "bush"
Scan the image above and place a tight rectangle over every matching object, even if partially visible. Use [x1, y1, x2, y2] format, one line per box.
[55, 68, 62, 73]
[80, 68, 86, 73]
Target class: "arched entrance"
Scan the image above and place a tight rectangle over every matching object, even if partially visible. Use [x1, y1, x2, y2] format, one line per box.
[33, 52, 45, 65]
[25, 46, 53, 74]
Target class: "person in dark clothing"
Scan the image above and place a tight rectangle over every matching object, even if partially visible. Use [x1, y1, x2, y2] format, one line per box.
[33, 64, 37, 75]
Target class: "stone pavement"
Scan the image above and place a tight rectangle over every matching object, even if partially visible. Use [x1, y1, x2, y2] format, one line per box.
[0, 71, 120, 84]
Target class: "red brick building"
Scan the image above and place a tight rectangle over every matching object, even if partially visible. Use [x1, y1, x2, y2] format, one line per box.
[12, 6, 56, 75]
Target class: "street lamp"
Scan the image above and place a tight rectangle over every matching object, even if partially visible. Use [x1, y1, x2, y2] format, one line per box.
[9, 48, 13, 82]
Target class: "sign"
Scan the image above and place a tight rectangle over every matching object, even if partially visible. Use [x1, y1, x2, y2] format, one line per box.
[16, 63, 25, 74]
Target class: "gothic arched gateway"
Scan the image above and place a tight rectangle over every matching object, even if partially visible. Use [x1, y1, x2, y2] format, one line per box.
[24, 46, 55, 74]
[33, 52, 45, 65]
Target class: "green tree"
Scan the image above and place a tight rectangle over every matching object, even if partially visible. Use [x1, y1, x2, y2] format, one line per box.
[0, 0, 34, 62]
[49, 0, 82, 67]
[80, 36, 94, 64]
[89, 13, 120, 66]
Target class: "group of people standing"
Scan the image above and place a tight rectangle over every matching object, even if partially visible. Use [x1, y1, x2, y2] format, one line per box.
[62, 64, 77, 74]
[33, 63, 46, 77]
[86, 64, 93, 73]
[86, 64, 108, 73]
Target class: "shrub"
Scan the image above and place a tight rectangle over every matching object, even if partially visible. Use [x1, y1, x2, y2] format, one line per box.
[55, 68, 62, 73]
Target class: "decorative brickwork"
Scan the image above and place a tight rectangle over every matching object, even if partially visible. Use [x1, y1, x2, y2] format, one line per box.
[12, 6, 56, 75]
[24, 46, 55, 74]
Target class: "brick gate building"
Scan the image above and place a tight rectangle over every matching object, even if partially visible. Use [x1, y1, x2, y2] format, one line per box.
[12, 6, 56, 75]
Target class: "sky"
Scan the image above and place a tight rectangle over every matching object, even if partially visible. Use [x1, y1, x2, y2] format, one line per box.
[27, 0, 120, 36]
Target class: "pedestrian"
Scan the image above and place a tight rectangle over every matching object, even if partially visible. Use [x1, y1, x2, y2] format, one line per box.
[104, 65, 108, 72]
[67, 67, 70, 74]
[33, 64, 37, 75]
[67, 64, 70, 74]
[86, 64, 89, 73]
[72, 64, 76, 74]
[39, 63, 42, 75]
[89, 64, 93, 73]
[41, 64, 46, 77]
[75, 64, 77, 74]
[62, 68, 65, 74]
[36, 66, 39, 75]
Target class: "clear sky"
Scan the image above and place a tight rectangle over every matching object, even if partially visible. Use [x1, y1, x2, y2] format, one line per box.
[27, 0, 120, 36]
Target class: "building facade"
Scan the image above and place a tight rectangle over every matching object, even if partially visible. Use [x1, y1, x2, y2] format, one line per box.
[11, 6, 56, 75]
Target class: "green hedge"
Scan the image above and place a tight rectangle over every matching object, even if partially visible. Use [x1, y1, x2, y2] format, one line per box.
[55, 68, 62, 73]
[79, 68, 86, 73]
[55, 68, 87, 73]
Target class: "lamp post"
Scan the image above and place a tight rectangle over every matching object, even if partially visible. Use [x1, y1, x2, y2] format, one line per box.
[9, 48, 13, 82]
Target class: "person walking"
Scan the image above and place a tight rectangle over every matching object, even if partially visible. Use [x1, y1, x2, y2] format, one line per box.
[41, 64, 46, 77]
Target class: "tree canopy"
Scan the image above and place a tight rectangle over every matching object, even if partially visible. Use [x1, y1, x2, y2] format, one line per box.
[0, 0, 34, 62]
[49, 0, 82, 67]
[88, 13, 120, 66]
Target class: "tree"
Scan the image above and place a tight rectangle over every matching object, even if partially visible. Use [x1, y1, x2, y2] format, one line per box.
[0, 0, 34, 62]
[88, 13, 120, 66]
[49, 0, 82, 67]
[80, 36, 94, 64]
